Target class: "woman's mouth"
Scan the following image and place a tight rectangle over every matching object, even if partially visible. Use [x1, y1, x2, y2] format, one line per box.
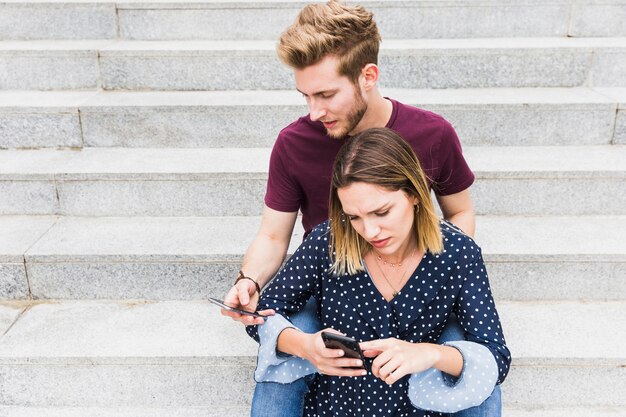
[370, 238, 390, 249]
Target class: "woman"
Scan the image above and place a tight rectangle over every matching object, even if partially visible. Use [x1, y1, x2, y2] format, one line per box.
[247, 128, 510, 416]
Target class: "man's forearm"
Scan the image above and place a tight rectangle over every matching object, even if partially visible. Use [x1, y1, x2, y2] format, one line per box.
[240, 233, 290, 289]
[445, 209, 475, 237]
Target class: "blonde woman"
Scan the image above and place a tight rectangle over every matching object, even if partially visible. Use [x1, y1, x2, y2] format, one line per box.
[247, 128, 510, 417]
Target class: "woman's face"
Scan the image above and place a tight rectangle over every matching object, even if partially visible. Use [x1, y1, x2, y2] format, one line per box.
[337, 182, 418, 259]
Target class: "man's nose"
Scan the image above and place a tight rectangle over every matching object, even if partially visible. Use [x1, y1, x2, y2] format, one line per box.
[309, 100, 327, 121]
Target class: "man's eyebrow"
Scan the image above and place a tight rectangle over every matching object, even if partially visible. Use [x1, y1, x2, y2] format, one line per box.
[296, 88, 337, 97]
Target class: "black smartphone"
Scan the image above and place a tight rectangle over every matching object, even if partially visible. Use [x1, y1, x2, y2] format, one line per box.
[208, 297, 267, 319]
[321, 332, 365, 365]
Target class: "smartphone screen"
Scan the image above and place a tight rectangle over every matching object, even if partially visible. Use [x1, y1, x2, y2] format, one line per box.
[321, 332, 365, 366]
[208, 297, 267, 319]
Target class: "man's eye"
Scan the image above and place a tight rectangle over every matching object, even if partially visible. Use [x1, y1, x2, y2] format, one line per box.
[320, 93, 334, 99]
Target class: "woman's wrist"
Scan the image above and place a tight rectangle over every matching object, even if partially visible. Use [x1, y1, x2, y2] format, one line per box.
[277, 327, 310, 358]
[431, 343, 463, 377]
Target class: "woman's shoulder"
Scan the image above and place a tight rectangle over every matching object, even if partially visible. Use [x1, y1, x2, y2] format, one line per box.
[438, 219, 482, 260]
[308, 219, 331, 240]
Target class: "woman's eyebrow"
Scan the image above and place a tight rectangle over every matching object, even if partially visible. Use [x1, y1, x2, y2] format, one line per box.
[343, 203, 392, 217]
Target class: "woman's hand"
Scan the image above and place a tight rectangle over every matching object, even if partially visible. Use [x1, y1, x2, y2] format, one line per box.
[299, 329, 367, 377]
[360, 338, 441, 385]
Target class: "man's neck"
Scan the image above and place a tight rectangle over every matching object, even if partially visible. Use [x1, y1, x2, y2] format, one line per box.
[351, 91, 393, 135]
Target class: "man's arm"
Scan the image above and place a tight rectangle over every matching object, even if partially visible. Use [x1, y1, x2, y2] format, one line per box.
[436, 188, 475, 237]
[221, 205, 298, 325]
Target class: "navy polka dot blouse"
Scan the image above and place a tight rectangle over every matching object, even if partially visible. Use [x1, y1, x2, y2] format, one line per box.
[247, 220, 511, 416]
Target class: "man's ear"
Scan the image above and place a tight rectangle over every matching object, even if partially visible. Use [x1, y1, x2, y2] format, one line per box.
[361, 63, 379, 90]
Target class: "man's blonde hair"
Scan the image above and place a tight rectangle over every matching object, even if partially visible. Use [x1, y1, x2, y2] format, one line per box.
[329, 128, 443, 276]
[277, 1, 381, 83]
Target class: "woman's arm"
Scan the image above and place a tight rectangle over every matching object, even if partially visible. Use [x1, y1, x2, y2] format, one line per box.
[454, 246, 511, 384]
[278, 328, 368, 377]
[360, 340, 463, 385]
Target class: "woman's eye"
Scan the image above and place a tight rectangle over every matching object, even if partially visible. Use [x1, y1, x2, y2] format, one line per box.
[375, 211, 389, 217]
[347, 216, 358, 221]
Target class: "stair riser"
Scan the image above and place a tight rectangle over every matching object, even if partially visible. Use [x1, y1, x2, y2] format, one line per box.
[0, 362, 622, 408]
[3, 2, 626, 40]
[2, 47, 625, 91]
[114, 5, 573, 41]
[6, 260, 622, 302]
[2, 103, 617, 149]
[0, 406, 251, 417]
[0, 55, 100, 90]
[0, 264, 28, 300]
[502, 365, 626, 408]
[1, 177, 624, 216]
[0, 360, 256, 408]
[616, 111, 626, 144]
[0, 4, 116, 40]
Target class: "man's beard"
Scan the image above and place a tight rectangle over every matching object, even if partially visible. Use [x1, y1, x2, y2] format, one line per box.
[327, 89, 368, 139]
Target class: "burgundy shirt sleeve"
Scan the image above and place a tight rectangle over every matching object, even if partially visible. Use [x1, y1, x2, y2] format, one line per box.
[264, 136, 302, 213]
[433, 121, 475, 196]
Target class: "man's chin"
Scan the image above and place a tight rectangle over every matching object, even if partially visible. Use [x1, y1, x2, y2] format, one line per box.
[326, 127, 346, 139]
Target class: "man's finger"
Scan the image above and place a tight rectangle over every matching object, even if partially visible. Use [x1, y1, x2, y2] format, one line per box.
[237, 284, 251, 306]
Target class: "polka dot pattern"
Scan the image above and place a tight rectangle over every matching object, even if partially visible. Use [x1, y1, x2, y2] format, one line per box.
[247, 220, 511, 416]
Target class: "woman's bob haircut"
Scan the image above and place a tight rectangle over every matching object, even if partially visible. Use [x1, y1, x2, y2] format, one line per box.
[329, 127, 443, 275]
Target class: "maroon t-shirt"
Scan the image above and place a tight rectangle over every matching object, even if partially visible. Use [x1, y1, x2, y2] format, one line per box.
[265, 98, 475, 236]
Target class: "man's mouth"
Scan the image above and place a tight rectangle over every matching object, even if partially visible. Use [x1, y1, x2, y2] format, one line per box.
[322, 121, 337, 129]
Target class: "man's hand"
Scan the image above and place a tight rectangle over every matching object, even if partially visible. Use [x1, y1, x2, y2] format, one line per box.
[221, 279, 272, 325]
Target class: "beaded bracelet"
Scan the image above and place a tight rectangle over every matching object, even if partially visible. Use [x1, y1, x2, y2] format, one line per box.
[235, 270, 261, 294]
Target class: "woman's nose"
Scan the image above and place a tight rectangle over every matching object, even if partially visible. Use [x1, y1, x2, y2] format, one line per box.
[362, 220, 380, 240]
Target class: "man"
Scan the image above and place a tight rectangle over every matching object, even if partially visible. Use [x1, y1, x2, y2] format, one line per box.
[222, 1, 500, 416]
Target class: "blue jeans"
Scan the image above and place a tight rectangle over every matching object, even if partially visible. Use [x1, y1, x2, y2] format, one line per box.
[250, 299, 501, 417]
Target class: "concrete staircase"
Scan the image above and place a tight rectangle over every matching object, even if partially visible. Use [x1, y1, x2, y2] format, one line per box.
[1, 1, 625, 415]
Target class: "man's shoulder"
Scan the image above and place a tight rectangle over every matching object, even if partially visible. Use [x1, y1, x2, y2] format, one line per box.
[391, 98, 452, 131]
[276, 114, 325, 144]
[388, 99, 457, 148]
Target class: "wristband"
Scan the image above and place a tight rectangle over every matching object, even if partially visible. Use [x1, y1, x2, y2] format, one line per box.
[235, 270, 261, 294]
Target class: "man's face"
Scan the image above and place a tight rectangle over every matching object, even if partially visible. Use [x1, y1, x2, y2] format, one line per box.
[294, 56, 368, 138]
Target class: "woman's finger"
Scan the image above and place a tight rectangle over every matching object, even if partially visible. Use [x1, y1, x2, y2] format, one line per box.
[378, 356, 402, 381]
[362, 349, 383, 358]
[370, 348, 394, 378]
[319, 366, 368, 377]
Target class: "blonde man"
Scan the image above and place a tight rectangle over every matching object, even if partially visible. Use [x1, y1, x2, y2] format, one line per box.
[220, 2, 500, 416]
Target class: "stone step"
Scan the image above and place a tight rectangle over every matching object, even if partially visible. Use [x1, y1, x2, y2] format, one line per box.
[1, 38, 625, 90]
[0, 406, 623, 417]
[0, 300, 623, 409]
[0, 88, 621, 149]
[2, 0, 625, 41]
[1, 215, 624, 301]
[1, 145, 625, 216]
